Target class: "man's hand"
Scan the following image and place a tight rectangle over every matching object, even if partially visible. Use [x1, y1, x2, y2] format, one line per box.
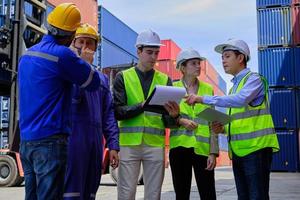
[179, 118, 198, 130]
[185, 94, 203, 105]
[109, 150, 119, 169]
[164, 101, 180, 118]
[80, 48, 95, 64]
[210, 121, 225, 134]
[206, 154, 216, 171]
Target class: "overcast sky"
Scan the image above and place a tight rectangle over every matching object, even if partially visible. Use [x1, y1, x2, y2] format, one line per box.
[99, 0, 258, 87]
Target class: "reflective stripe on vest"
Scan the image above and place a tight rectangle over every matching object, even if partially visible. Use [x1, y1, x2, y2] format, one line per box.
[230, 127, 274, 141]
[80, 68, 95, 88]
[228, 71, 279, 157]
[231, 108, 270, 120]
[119, 67, 168, 147]
[170, 80, 213, 156]
[119, 127, 165, 136]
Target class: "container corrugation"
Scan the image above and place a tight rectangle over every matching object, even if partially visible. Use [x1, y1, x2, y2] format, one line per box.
[294, 47, 300, 85]
[216, 151, 232, 167]
[269, 88, 300, 129]
[204, 61, 219, 87]
[218, 74, 227, 94]
[257, 7, 292, 47]
[258, 47, 295, 86]
[99, 6, 137, 57]
[292, 6, 300, 44]
[257, 0, 292, 8]
[158, 39, 181, 60]
[155, 60, 182, 81]
[48, 0, 98, 29]
[0, 14, 4, 26]
[293, 0, 300, 4]
[271, 130, 299, 171]
[99, 39, 138, 68]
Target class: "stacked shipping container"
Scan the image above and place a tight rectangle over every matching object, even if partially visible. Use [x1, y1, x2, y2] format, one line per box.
[98, 6, 138, 68]
[257, 0, 300, 171]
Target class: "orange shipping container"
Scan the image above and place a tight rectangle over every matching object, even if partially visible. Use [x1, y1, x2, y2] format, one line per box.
[155, 60, 182, 81]
[47, 0, 98, 29]
[158, 39, 181, 60]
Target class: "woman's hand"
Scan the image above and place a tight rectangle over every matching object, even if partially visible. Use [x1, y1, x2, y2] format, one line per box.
[206, 154, 216, 170]
[179, 118, 198, 130]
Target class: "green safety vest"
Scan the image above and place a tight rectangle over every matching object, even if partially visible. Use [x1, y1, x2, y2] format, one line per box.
[226, 71, 280, 157]
[118, 67, 169, 147]
[170, 80, 213, 156]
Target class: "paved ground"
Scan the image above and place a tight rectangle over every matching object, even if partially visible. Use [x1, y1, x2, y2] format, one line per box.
[0, 166, 299, 199]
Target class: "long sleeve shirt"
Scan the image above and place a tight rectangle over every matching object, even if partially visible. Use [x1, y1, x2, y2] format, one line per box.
[18, 35, 100, 141]
[203, 68, 265, 108]
[113, 67, 177, 127]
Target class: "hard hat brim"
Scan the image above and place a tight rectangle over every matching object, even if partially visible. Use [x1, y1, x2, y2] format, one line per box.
[136, 43, 165, 48]
[214, 43, 250, 61]
[176, 56, 206, 70]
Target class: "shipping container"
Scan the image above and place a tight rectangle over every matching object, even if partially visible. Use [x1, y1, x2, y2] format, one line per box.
[99, 6, 137, 58]
[292, 5, 300, 45]
[155, 59, 182, 81]
[271, 130, 299, 171]
[269, 88, 300, 129]
[158, 39, 181, 60]
[293, 0, 300, 4]
[294, 47, 300, 85]
[216, 151, 232, 167]
[257, 7, 292, 47]
[218, 135, 228, 151]
[99, 38, 138, 68]
[258, 47, 295, 86]
[257, 0, 292, 8]
[48, 0, 98, 28]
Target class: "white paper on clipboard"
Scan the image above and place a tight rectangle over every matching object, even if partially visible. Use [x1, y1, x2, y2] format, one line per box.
[197, 107, 232, 125]
[147, 85, 186, 105]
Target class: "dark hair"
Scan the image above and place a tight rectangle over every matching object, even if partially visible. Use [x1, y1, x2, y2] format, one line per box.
[137, 45, 160, 52]
[233, 50, 247, 66]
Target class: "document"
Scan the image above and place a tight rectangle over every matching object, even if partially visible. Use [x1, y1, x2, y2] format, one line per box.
[143, 85, 186, 114]
[197, 107, 232, 125]
[147, 85, 186, 105]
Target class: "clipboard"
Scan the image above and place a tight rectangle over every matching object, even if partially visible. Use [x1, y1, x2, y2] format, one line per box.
[197, 107, 232, 125]
[143, 85, 186, 114]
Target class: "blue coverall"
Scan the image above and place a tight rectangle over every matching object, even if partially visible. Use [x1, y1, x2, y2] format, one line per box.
[64, 72, 119, 200]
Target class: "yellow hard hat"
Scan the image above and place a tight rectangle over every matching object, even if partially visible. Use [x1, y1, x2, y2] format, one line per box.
[75, 23, 100, 43]
[47, 3, 81, 32]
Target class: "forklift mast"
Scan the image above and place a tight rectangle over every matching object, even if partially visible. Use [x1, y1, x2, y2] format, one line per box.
[0, 0, 47, 187]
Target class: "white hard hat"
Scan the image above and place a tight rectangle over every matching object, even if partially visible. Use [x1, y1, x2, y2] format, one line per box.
[176, 48, 206, 69]
[135, 29, 164, 48]
[214, 39, 250, 61]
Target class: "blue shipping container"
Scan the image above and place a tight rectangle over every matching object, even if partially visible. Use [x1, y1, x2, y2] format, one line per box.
[258, 47, 295, 86]
[99, 6, 138, 58]
[269, 88, 300, 129]
[295, 47, 300, 86]
[218, 75, 227, 94]
[257, 0, 292, 8]
[218, 135, 228, 151]
[271, 130, 299, 171]
[257, 7, 292, 47]
[99, 38, 138, 68]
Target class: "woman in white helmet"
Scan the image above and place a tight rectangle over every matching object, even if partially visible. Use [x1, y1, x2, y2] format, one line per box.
[169, 48, 219, 200]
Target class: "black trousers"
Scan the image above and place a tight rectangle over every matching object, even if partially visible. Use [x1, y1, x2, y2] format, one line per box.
[169, 147, 216, 200]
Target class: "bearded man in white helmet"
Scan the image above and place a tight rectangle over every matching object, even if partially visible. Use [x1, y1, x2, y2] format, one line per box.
[185, 39, 279, 200]
[113, 29, 180, 200]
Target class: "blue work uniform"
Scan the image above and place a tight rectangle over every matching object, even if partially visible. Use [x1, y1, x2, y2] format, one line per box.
[64, 72, 119, 200]
[18, 35, 100, 200]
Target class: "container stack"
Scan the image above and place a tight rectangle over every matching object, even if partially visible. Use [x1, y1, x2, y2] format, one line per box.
[257, 0, 300, 171]
[98, 6, 138, 69]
